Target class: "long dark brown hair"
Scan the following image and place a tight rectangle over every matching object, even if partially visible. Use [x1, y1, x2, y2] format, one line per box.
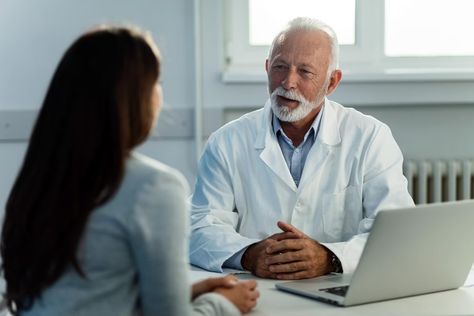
[1, 25, 160, 313]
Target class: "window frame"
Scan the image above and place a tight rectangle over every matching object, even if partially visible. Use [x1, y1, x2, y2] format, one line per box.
[223, 0, 474, 83]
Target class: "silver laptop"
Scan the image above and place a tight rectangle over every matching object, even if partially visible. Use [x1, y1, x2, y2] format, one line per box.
[276, 200, 474, 306]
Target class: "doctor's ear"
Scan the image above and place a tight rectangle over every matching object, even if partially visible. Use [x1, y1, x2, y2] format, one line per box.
[326, 70, 342, 96]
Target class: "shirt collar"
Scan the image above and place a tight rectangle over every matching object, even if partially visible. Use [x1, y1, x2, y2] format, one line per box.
[272, 105, 324, 142]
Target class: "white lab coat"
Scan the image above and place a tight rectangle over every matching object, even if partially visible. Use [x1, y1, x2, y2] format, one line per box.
[190, 98, 414, 274]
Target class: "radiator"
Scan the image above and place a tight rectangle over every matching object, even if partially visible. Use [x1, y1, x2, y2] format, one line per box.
[403, 160, 474, 204]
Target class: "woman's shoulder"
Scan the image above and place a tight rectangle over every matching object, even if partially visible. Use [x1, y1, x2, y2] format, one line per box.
[95, 152, 189, 225]
[124, 153, 190, 232]
[127, 152, 189, 190]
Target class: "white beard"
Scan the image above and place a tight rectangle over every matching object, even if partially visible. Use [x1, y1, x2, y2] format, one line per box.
[270, 87, 321, 122]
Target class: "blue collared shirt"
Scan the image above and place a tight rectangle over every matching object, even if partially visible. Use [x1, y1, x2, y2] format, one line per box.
[223, 106, 324, 269]
[272, 110, 323, 187]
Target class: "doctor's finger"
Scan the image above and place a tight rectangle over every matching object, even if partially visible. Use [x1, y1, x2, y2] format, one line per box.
[277, 221, 306, 238]
[266, 238, 306, 254]
[265, 250, 304, 265]
[253, 263, 278, 279]
[268, 260, 308, 274]
[268, 231, 301, 241]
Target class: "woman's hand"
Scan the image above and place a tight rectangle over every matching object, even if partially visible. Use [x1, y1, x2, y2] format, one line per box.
[214, 280, 259, 314]
[191, 274, 238, 300]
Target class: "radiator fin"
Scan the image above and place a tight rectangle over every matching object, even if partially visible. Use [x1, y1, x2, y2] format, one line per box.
[404, 160, 474, 205]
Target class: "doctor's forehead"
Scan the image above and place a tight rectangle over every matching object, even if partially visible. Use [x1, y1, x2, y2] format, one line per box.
[269, 30, 331, 62]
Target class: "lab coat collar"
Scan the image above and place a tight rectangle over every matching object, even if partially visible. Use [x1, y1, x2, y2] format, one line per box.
[316, 98, 341, 146]
[254, 97, 341, 149]
[255, 99, 295, 191]
[254, 99, 273, 149]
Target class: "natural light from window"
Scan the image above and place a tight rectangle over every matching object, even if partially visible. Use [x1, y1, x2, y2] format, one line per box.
[249, 0, 355, 46]
[385, 0, 474, 56]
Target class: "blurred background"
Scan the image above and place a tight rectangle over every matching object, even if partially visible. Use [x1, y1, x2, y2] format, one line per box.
[2, 0, 474, 213]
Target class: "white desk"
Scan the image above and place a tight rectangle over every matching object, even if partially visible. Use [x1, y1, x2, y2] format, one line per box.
[190, 266, 474, 315]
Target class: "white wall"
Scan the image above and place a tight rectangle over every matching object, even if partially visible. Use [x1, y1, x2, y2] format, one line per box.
[0, 0, 198, 211]
[2, 0, 474, 214]
[0, 0, 196, 111]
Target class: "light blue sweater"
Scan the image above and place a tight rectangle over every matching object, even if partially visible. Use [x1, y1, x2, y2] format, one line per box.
[22, 153, 238, 316]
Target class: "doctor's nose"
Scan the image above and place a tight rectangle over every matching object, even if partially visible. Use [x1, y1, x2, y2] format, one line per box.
[281, 68, 298, 90]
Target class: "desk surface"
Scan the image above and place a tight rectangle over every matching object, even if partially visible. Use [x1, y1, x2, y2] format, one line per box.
[190, 266, 474, 316]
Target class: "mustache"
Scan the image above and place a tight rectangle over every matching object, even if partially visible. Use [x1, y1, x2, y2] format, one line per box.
[272, 87, 308, 104]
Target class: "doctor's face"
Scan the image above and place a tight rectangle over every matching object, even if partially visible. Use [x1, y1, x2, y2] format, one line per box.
[266, 30, 333, 122]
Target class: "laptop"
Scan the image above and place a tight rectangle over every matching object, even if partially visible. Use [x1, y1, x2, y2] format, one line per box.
[276, 200, 474, 306]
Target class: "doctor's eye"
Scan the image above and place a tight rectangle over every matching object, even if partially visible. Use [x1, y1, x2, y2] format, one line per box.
[272, 64, 287, 71]
[299, 69, 315, 79]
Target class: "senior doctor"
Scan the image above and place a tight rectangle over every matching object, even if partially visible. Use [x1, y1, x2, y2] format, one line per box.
[190, 17, 414, 280]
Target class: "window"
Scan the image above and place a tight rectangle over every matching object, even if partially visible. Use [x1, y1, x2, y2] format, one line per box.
[385, 0, 474, 57]
[248, 0, 355, 46]
[224, 0, 474, 82]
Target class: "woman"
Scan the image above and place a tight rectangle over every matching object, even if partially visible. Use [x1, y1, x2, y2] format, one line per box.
[1, 26, 258, 315]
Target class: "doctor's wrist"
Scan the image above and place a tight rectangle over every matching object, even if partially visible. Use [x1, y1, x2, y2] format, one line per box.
[330, 253, 343, 273]
[326, 249, 343, 274]
[241, 244, 257, 272]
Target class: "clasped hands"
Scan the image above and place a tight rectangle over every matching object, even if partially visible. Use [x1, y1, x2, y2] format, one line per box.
[192, 274, 259, 314]
[241, 221, 333, 279]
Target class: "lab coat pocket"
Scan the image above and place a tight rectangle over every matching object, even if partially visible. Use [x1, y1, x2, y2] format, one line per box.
[322, 186, 360, 241]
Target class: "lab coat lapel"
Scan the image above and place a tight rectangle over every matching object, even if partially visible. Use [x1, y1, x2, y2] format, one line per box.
[298, 141, 332, 190]
[298, 99, 341, 189]
[255, 100, 297, 192]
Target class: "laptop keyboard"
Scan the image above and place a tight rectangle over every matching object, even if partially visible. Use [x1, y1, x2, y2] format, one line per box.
[320, 285, 349, 297]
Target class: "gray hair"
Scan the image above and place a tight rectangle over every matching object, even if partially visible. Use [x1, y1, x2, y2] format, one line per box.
[268, 17, 340, 73]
